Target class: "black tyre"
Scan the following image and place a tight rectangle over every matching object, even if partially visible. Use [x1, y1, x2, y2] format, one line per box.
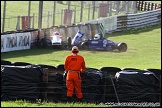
[122, 68, 141, 71]
[117, 42, 127, 52]
[39, 38, 47, 48]
[55, 64, 65, 70]
[85, 67, 99, 72]
[99, 67, 121, 72]
[36, 64, 56, 69]
[1, 60, 12, 65]
[67, 37, 72, 48]
[81, 42, 89, 50]
[144, 68, 161, 79]
[146, 68, 161, 75]
[13, 62, 32, 66]
[99, 67, 121, 77]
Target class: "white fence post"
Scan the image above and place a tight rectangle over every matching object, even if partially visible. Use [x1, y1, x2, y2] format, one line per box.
[16, 16, 20, 30]
[92, 1, 95, 20]
[32, 14, 35, 29]
[60, 9, 63, 25]
[109, 1, 112, 16]
[47, 11, 50, 28]
[73, 7, 76, 24]
[2, 1, 6, 33]
[88, 4, 90, 20]
[80, 1, 83, 22]
[126, 1, 130, 14]
[115, 1, 120, 15]
[133, 1, 138, 14]
[53, 1, 56, 26]
[28, 1, 31, 29]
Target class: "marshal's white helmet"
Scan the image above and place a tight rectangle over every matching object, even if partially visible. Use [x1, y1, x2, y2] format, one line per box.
[94, 34, 101, 40]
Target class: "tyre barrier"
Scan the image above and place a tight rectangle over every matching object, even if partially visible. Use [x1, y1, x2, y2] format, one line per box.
[121, 68, 141, 71]
[1, 64, 161, 104]
[1, 65, 45, 102]
[99, 67, 122, 102]
[55, 64, 65, 70]
[35, 64, 56, 69]
[42, 68, 65, 102]
[144, 68, 161, 79]
[13, 62, 33, 66]
[1, 60, 12, 65]
[115, 70, 160, 102]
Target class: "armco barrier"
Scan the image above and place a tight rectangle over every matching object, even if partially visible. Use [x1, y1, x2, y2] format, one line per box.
[137, 1, 160, 11]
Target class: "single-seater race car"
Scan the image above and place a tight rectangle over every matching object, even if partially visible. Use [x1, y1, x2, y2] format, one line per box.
[50, 31, 67, 49]
[68, 30, 127, 52]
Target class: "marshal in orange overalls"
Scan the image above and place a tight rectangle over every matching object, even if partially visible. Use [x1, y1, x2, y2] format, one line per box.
[64, 46, 86, 100]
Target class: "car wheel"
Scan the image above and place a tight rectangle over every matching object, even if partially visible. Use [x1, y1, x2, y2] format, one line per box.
[40, 38, 47, 48]
[67, 37, 72, 48]
[117, 42, 127, 52]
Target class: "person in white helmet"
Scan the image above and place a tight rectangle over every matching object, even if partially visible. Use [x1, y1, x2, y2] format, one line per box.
[94, 33, 101, 40]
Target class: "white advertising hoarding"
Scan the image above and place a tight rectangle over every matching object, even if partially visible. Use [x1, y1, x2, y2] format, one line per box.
[1, 32, 31, 52]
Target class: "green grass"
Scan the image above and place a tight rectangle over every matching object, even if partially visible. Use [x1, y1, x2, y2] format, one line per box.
[1, 100, 102, 107]
[1, 24, 161, 107]
[1, 24, 161, 70]
[146, 1, 161, 4]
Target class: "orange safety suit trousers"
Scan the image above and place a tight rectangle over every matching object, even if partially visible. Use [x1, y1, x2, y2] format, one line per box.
[66, 71, 82, 99]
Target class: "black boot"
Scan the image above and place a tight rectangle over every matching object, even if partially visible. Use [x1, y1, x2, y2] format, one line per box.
[77, 98, 82, 102]
[67, 96, 72, 102]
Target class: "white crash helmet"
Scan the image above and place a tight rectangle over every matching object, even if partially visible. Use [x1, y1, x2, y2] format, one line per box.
[54, 31, 60, 35]
[94, 34, 101, 40]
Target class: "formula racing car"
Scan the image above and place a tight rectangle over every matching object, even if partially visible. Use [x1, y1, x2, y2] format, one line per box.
[68, 30, 127, 52]
[50, 31, 67, 49]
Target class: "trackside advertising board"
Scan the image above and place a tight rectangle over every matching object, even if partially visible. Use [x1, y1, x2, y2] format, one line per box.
[1, 32, 31, 52]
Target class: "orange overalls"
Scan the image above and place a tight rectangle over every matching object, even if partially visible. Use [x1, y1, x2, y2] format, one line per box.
[64, 53, 86, 99]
